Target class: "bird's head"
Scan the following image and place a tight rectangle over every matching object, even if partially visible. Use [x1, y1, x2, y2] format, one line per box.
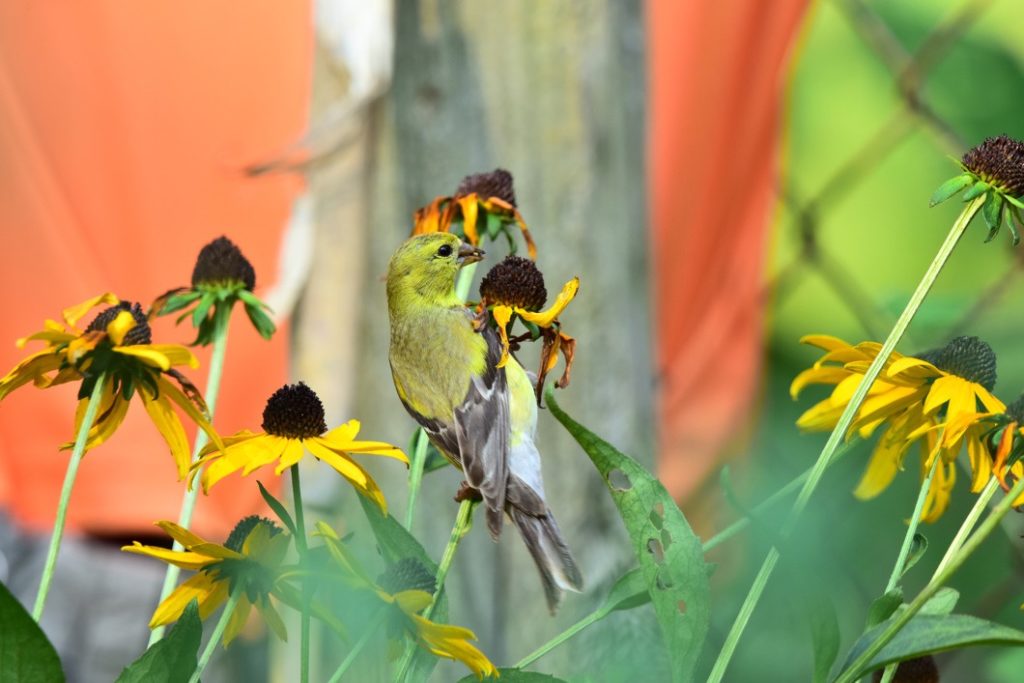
[386, 233, 485, 310]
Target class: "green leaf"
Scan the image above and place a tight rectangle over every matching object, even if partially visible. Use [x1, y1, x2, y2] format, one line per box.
[159, 291, 203, 316]
[913, 587, 959, 616]
[601, 567, 651, 614]
[900, 533, 927, 578]
[258, 480, 297, 536]
[983, 192, 1005, 237]
[836, 614, 1024, 681]
[545, 388, 710, 683]
[191, 293, 215, 330]
[866, 588, 903, 629]
[422, 441, 450, 474]
[457, 670, 567, 683]
[115, 599, 201, 683]
[357, 496, 447, 683]
[929, 173, 973, 206]
[244, 302, 276, 340]
[805, 591, 840, 683]
[0, 581, 65, 683]
[962, 179, 990, 201]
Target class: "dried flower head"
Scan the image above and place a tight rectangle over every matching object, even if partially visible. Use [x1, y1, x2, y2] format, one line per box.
[480, 255, 547, 311]
[455, 168, 517, 207]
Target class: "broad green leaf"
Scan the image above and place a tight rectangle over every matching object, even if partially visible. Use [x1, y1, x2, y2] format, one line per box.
[457, 669, 567, 682]
[805, 592, 840, 683]
[900, 533, 927, 578]
[546, 388, 710, 683]
[837, 614, 1024, 681]
[357, 496, 447, 683]
[115, 599, 201, 683]
[866, 588, 902, 629]
[0, 582, 64, 683]
[928, 173, 972, 206]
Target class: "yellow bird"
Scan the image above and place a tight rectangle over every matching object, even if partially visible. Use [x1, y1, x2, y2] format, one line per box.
[386, 233, 583, 612]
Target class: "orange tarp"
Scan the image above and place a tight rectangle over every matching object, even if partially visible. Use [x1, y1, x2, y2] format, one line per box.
[0, 3, 311, 537]
[649, 1, 809, 499]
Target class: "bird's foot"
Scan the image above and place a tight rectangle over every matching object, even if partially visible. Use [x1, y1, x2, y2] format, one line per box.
[454, 481, 483, 503]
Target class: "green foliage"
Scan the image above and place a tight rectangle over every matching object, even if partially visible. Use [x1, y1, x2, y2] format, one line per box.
[458, 670, 567, 683]
[116, 600, 201, 683]
[804, 591, 840, 683]
[837, 613, 1024, 681]
[900, 533, 927, 578]
[546, 388, 710, 683]
[0, 582, 64, 683]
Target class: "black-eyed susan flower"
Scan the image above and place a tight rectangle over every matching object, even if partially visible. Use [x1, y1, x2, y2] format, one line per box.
[193, 383, 407, 511]
[930, 135, 1024, 244]
[123, 516, 291, 645]
[153, 236, 276, 345]
[413, 168, 537, 259]
[316, 523, 497, 679]
[479, 254, 579, 403]
[792, 335, 1005, 521]
[988, 395, 1024, 507]
[0, 294, 221, 477]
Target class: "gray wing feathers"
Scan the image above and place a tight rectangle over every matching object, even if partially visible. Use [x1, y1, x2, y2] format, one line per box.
[510, 499, 584, 614]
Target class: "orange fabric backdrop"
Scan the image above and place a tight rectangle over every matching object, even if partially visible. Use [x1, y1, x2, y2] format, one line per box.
[649, 1, 809, 499]
[0, 3, 311, 537]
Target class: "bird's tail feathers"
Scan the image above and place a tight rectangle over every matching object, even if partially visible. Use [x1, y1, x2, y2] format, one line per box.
[510, 507, 583, 614]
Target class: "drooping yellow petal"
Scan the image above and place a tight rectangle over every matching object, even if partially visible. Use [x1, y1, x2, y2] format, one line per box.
[853, 431, 906, 500]
[305, 440, 369, 486]
[121, 543, 216, 571]
[517, 277, 579, 328]
[394, 589, 434, 614]
[458, 195, 480, 245]
[799, 334, 854, 352]
[316, 431, 408, 463]
[198, 429, 265, 458]
[411, 614, 497, 680]
[16, 323, 75, 348]
[154, 521, 243, 560]
[492, 305, 513, 369]
[886, 356, 941, 383]
[966, 431, 992, 492]
[0, 351, 64, 399]
[255, 599, 288, 642]
[63, 385, 130, 453]
[156, 376, 224, 453]
[141, 389, 191, 479]
[789, 366, 851, 399]
[272, 439, 306, 475]
[150, 572, 225, 626]
[62, 293, 119, 328]
[115, 344, 198, 370]
[198, 434, 286, 491]
[105, 310, 137, 346]
[223, 597, 254, 646]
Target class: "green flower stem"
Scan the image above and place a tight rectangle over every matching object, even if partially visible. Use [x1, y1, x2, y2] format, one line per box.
[32, 373, 107, 621]
[403, 431, 429, 530]
[394, 499, 476, 682]
[403, 262, 477, 532]
[515, 609, 603, 669]
[291, 464, 311, 683]
[835, 467, 1024, 683]
[701, 441, 856, 553]
[327, 608, 387, 683]
[876, 457, 939, 683]
[707, 195, 986, 683]
[188, 589, 241, 683]
[150, 326, 230, 645]
[930, 476, 999, 582]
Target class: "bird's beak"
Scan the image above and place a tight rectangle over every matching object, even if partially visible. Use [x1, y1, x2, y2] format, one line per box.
[458, 243, 485, 266]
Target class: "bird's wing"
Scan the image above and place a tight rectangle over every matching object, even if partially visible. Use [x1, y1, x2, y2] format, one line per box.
[453, 323, 510, 538]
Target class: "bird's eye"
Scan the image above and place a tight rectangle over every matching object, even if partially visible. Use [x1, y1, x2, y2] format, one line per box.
[437, 244, 453, 257]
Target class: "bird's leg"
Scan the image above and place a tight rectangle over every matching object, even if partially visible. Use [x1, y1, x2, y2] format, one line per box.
[454, 481, 483, 503]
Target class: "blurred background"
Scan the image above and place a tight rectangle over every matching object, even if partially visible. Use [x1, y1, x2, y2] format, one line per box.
[3, 0, 1024, 681]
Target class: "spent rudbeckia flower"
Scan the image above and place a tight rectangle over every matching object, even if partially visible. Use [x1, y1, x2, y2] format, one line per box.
[479, 254, 579, 403]
[413, 168, 537, 259]
[930, 135, 1024, 244]
[152, 236, 276, 345]
[316, 523, 498, 680]
[193, 383, 407, 510]
[792, 335, 1005, 521]
[0, 294, 221, 477]
[123, 516, 291, 645]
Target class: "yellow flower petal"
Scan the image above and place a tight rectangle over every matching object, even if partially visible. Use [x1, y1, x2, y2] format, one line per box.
[223, 597, 253, 646]
[517, 277, 579, 328]
[305, 440, 368, 486]
[157, 376, 225, 453]
[150, 573, 225, 627]
[853, 430, 907, 500]
[199, 434, 286, 491]
[799, 334, 853, 352]
[789, 366, 850, 399]
[0, 351, 64, 400]
[255, 599, 288, 642]
[62, 292, 119, 328]
[121, 543, 216, 571]
[315, 431, 408, 463]
[105, 310, 136, 346]
[394, 589, 434, 614]
[492, 305, 513, 369]
[141, 389, 191, 479]
[154, 521, 243, 560]
[272, 439, 306, 475]
[458, 195, 480, 245]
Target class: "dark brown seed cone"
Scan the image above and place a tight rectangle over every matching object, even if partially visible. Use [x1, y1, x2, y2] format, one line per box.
[86, 302, 152, 345]
[455, 168, 517, 207]
[962, 135, 1024, 197]
[480, 255, 547, 311]
[932, 336, 997, 392]
[377, 557, 437, 595]
[191, 236, 256, 290]
[872, 655, 939, 683]
[224, 515, 281, 552]
[261, 382, 327, 439]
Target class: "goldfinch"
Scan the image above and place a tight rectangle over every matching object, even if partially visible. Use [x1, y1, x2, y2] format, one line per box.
[386, 233, 583, 612]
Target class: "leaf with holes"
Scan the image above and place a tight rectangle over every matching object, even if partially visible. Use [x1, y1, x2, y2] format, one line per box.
[546, 388, 710, 683]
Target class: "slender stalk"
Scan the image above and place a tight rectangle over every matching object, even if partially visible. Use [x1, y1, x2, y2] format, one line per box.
[403, 262, 477, 531]
[516, 609, 603, 669]
[291, 464, 311, 683]
[835, 469, 1024, 683]
[327, 608, 387, 683]
[32, 373, 107, 621]
[876, 457, 939, 683]
[188, 590, 241, 683]
[394, 500, 475, 682]
[702, 441, 856, 553]
[150, 327, 230, 644]
[707, 196, 985, 683]
[930, 475, 998, 581]
[403, 431, 429, 530]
